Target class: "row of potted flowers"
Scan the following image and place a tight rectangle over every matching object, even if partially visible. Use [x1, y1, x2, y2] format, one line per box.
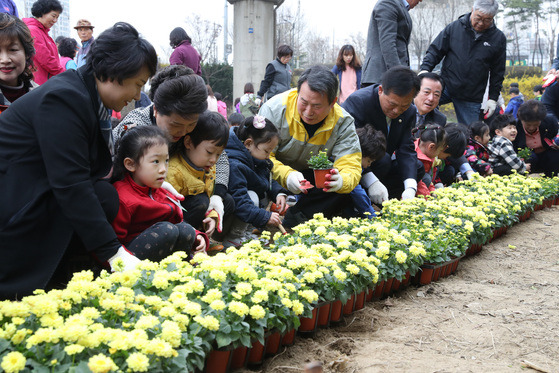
[1, 173, 558, 373]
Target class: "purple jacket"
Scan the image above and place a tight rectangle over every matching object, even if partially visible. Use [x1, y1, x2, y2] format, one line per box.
[0, 0, 18, 16]
[169, 40, 202, 76]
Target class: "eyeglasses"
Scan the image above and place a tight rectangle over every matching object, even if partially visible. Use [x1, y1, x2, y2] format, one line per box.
[472, 15, 494, 26]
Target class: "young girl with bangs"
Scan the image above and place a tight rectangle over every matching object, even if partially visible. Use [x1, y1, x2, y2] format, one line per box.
[331, 44, 362, 103]
[413, 123, 447, 196]
[111, 126, 207, 261]
[223, 115, 289, 247]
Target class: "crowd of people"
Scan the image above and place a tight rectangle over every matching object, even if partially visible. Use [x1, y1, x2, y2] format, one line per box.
[0, 0, 558, 300]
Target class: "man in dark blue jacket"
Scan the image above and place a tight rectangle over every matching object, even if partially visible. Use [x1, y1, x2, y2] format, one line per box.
[420, 0, 506, 126]
[342, 66, 421, 204]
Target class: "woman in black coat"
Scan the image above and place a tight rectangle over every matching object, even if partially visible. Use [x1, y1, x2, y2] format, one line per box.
[0, 22, 157, 299]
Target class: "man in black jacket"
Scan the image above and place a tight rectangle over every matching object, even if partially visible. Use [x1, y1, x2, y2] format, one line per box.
[420, 0, 505, 126]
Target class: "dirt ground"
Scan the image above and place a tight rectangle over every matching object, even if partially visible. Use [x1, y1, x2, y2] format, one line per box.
[242, 206, 559, 373]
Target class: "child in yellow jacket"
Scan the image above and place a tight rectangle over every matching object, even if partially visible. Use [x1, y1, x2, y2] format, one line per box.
[167, 111, 230, 238]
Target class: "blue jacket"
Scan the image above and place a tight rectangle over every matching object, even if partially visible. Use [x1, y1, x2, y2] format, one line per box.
[226, 127, 288, 227]
[332, 65, 362, 93]
[0, 0, 18, 16]
[504, 95, 523, 119]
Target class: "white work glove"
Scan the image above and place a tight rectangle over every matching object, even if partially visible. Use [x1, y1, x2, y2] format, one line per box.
[207, 195, 224, 233]
[401, 178, 417, 200]
[324, 169, 343, 192]
[484, 99, 497, 118]
[161, 181, 185, 201]
[367, 180, 389, 205]
[463, 170, 474, 180]
[108, 246, 141, 272]
[286, 171, 306, 194]
[401, 188, 416, 200]
[254, 98, 262, 107]
[434, 183, 444, 189]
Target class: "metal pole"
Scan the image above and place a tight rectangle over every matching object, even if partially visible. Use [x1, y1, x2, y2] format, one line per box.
[224, 0, 229, 63]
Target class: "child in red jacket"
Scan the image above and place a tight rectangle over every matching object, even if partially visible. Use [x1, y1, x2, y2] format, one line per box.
[413, 124, 447, 197]
[111, 126, 207, 261]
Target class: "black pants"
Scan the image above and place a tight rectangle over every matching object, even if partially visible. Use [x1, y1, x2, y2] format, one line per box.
[436, 163, 457, 186]
[127, 221, 196, 261]
[531, 149, 559, 177]
[493, 164, 513, 176]
[182, 193, 235, 233]
[48, 180, 119, 290]
[369, 153, 424, 199]
[283, 169, 352, 228]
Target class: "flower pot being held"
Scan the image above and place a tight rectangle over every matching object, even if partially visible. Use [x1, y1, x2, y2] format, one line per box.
[313, 169, 331, 189]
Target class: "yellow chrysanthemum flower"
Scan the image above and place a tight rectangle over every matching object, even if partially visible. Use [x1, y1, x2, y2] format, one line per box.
[87, 354, 117, 373]
[1, 351, 26, 373]
[126, 352, 150, 372]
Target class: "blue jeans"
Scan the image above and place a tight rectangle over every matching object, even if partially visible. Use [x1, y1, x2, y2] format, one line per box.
[440, 88, 482, 126]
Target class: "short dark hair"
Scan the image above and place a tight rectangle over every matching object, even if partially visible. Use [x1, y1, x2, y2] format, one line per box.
[517, 99, 547, 122]
[0, 14, 34, 84]
[277, 44, 293, 58]
[236, 115, 279, 147]
[509, 86, 520, 95]
[533, 84, 544, 94]
[297, 65, 338, 104]
[169, 27, 190, 47]
[149, 65, 208, 119]
[187, 111, 229, 148]
[214, 92, 223, 101]
[380, 66, 420, 97]
[244, 82, 254, 94]
[357, 125, 386, 162]
[443, 122, 468, 158]
[87, 22, 157, 84]
[510, 82, 519, 88]
[112, 125, 169, 183]
[228, 112, 244, 126]
[470, 120, 490, 139]
[31, 0, 62, 17]
[57, 37, 78, 59]
[490, 114, 515, 137]
[419, 72, 444, 91]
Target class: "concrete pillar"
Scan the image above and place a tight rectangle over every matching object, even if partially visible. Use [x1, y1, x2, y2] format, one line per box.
[227, 0, 284, 101]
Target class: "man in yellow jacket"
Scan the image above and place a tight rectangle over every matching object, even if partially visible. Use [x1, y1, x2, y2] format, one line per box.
[259, 65, 362, 227]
